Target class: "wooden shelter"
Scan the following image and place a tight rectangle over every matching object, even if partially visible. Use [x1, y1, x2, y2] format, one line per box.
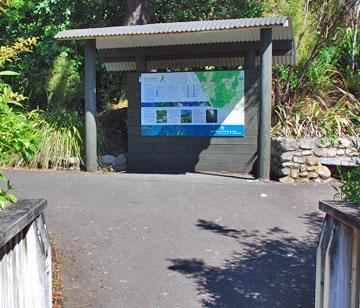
[55, 16, 296, 179]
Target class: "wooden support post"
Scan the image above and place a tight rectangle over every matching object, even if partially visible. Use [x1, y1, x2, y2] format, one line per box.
[85, 40, 97, 172]
[244, 50, 256, 69]
[136, 54, 147, 72]
[258, 28, 272, 180]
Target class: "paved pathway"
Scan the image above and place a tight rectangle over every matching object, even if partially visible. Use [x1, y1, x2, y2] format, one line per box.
[5, 170, 335, 308]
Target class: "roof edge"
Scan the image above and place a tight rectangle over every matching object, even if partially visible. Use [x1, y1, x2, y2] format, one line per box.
[55, 16, 291, 41]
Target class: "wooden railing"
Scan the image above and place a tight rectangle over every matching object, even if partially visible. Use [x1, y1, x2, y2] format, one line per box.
[0, 199, 51, 308]
[316, 200, 360, 308]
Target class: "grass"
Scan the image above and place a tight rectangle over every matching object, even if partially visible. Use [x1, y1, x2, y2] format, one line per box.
[1, 110, 84, 169]
[272, 94, 360, 138]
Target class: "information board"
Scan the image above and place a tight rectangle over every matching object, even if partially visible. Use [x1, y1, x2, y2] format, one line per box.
[140, 71, 245, 136]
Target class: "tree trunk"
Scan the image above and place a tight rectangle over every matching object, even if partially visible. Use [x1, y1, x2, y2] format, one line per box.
[124, 0, 154, 25]
[351, 0, 360, 75]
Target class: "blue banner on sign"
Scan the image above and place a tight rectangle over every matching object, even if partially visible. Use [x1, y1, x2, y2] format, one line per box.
[141, 125, 245, 137]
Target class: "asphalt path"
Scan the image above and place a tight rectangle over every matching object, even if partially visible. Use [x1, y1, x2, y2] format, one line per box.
[5, 170, 335, 308]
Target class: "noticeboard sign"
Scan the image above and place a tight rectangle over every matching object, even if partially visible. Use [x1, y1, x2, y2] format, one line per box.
[140, 70, 245, 136]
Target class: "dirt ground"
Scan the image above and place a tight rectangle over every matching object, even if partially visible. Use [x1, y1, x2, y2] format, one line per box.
[98, 107, 128, 155]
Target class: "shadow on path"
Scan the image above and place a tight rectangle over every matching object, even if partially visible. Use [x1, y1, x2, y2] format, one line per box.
[168, 212, 324, 308]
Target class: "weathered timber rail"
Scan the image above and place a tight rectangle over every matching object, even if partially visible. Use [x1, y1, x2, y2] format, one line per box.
[0, 199, 51, 308]
[316, 200, 360, 308]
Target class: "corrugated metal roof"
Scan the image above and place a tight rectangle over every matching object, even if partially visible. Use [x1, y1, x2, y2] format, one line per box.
[55, 16, 290, 41]
[95, 27, 293, 49]
[55, 17, 295, 68]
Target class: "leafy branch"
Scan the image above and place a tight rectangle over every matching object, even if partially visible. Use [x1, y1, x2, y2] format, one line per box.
[0, 171, 17, 210]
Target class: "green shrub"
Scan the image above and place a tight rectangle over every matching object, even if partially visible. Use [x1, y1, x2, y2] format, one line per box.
[33, 110, 83, 169]
[0, 36, 38, 210]
[4, 109, 84, 169]
[47, 52, 82, 111]
[0, 91, 84, 169]
[0, 171, 17, 210]
[336, 163, 360, 204]
[308, 45, 341, 90]
[0, 84, 40, 165]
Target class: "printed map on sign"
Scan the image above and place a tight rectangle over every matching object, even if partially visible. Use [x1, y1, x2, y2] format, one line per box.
[141, 71, 245, 136]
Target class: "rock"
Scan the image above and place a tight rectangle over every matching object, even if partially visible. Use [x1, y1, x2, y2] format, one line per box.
[314, 148, 328, 157]
[314, 178, 322, 183]
[316, 139, 331, 148]
[299, 139, 315, 150]
[349, 152, 360, 157]
[279, 176, 295, 183]
[320, 157, 360, 166]
[67, 157, 79, 166]
[100, 154, 116, 167]
[293, 152, 303, 157]
[299, 171, 308, 178]
[336, 149, 345, 155]
[317, 165, 331, 179]
[297, 178, 310, 184]
[279, 167, 290, 176]
[306, 156, 320, 166]
[279, 139, 298, 151]
[301, 150, 313, 156]
[327, 148, 337, 157]
[307, 165, 317, 171]
[293, 156, 305, 163]
[280, 151, 295, 162]
[290, 169, 299, 179]
[323, 178, 334, 183]
[300, 164, 306, 172]
[346, 147, 356, 155]
[282, 162, 300, 169]
[339, 138, 351, 149]
[308, 172, 318, 179]
[112, 154, 127, 171]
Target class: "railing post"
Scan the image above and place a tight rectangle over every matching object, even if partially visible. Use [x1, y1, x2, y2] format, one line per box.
[0, 200, 51, 308]
[316, 200, 360, 308]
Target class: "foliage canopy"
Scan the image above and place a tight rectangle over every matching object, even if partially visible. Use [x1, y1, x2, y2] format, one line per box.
[0, 0, 358, 174]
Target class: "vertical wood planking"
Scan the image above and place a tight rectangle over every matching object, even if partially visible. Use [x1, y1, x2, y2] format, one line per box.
[0, 214, 51, 308]
[350, 228, 360, 308]
[315, 215, 334, 308]
[316, 213, 360, 308]
[329, 221, 352, 308]
[323, 218, 337, 308]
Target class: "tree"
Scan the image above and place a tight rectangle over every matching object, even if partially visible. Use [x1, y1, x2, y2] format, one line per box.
[124, 0, 154, 25]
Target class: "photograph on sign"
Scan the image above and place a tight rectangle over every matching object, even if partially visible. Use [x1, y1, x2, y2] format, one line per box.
[140, 71, 245, 136]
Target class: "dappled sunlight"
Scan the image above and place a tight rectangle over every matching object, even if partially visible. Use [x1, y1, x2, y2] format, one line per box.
[168, 213, 324, 307]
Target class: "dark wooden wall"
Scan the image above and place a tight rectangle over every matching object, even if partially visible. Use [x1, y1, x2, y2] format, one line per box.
[127, 70, 259, 174]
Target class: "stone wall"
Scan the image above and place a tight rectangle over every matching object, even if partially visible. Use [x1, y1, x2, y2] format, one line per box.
[271, 137, 359, 183]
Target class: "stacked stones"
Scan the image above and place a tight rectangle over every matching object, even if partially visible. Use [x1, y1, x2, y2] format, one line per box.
[271, 137, 359, 183]
[100, 153, 128, 171]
